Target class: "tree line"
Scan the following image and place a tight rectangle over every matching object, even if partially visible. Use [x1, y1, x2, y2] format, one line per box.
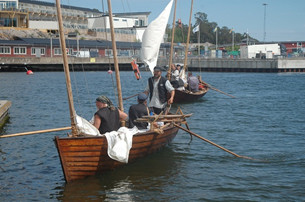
[165, 12, 258, 51]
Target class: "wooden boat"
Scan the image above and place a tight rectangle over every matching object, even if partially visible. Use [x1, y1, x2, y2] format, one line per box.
[166, 0, 208, 103]
[173, 88, 208, 103]
[53, 0, 188, 182]
[55, 124, 179, 182]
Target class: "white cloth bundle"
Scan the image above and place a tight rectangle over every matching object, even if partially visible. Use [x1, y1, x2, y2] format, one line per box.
[104, 126, 139, 163]
[75, 114, 101, 136]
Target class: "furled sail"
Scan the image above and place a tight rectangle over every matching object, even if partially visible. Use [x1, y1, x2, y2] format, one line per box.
[140, 0, 173, 73]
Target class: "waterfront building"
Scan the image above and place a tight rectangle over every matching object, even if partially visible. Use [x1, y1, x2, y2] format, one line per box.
[0, 0, 28, 27]
[1, 0, 150, 41]
[0, 37, 143, 58]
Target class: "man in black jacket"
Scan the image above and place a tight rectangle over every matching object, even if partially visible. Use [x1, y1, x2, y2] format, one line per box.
[128, 93, 149, 129]
[144, 66, 175, 114]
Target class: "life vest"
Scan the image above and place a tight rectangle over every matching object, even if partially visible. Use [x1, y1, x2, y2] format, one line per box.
[131, 60, 141, 80]
[148, 76, 168, 104]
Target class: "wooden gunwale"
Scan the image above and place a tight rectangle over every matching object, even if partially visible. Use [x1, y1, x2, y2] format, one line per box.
[173, 88, 208, 103]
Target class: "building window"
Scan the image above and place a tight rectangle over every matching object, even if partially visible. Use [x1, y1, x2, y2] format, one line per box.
[54, 48, 62, 55]
[0, 1, 17, 9]
[114, 18, 119, 21]
[31, 47, 45, 55]
[139, 20, 144, 26]
[67, 48, 73, 55]
[14, 47, 26, 55]
[0, 46, 11, 54]
[105, 49, 113, 56]
[90, 49, 99, 57]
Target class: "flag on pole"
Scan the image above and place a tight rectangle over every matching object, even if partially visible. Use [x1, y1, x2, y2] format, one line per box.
[178, 18, 182, 28]
[193, 25, 199, 33]
[213, 27, 218, 32]
[229, 28, 234, 34]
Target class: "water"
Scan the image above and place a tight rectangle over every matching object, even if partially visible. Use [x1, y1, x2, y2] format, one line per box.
[1, 71, 305, 201]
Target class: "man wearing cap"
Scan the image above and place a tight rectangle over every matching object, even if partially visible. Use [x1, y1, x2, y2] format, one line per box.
[93, 95, 128, 134]
[128, 93, 149, 129]
[144, 66, 175, 114]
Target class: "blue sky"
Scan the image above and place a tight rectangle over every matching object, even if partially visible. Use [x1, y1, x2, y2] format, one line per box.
[54, 0, 304, 42]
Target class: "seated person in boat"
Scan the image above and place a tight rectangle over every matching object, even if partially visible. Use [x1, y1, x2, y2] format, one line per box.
[176, 64, 187, 90]
[144, 66, 175, 114]
[93, 95, 128, 134]
[187, 72, 200, 93]
[128, 93, 149, 130]
[197, 75, 208, 90]
[170, 64, 180, 88]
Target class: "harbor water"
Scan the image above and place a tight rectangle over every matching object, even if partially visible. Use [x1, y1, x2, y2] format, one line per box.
[0, 71, 305, 201]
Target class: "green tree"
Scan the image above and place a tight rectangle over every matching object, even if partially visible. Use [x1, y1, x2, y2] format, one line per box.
[166, 11, 258, 46]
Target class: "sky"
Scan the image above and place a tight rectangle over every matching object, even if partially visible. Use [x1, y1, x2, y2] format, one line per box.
[51, 0, 305, 42]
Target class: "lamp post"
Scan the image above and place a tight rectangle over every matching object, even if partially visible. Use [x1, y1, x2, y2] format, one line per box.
[263, 3, 267, 43]
[50, 36, 53, 57]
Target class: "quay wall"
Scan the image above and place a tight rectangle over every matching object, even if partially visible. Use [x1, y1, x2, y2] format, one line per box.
[1, 57, 305, 72]
[158, 58, 305, 72]
[0, 100, 11, 128]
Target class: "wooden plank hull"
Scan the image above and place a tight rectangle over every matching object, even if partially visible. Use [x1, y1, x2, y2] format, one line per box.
[54, 125, 179, 182]
[173, 89, 208, 103]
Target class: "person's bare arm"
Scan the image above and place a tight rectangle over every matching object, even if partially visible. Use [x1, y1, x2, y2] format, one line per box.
[93, 114, 101, 129]
[119, 109, 128, 121]
[168, 90, 175, 104]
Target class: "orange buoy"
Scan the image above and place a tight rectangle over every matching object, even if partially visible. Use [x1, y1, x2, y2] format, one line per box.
[26, 70, 34, 75]
[131, 60, 141, 80]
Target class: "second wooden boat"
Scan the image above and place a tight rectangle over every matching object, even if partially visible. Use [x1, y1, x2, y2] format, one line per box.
[173, 88, 208, 103]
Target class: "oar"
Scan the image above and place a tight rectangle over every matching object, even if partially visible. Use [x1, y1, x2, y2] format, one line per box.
[208, 85, 236, 98]
[0, 126, 72, 138]
[199, 78, 236, 98]
[123, 92, 144, 100]
[173, 123, 253, 160]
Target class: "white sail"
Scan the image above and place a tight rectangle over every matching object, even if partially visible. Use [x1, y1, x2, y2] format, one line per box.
[140, 0, 173, 73]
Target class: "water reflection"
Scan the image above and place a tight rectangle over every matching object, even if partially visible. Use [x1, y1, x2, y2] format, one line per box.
[55, 147, 183, 201]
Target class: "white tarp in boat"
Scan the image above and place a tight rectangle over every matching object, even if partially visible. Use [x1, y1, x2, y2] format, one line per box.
[76, 115, 141, 163]
[76, 114, 101, 136]
[104, 127, 139, 163]
[140, 0, 173, 73]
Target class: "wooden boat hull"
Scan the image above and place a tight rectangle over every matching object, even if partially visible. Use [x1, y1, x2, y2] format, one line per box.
[173, 89, 208, 103]
[54, 124, 179, 182]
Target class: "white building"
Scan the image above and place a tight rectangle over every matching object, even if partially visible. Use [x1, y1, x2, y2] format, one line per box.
[88, 12, 150, 41]
[240, 44, 281, 59]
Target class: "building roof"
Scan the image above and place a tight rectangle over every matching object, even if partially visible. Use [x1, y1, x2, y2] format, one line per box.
[19, 0, 102, 13]
[113, 12, 151, 16]
[0, 39, 29, 45]
[5, 37, 142, 49]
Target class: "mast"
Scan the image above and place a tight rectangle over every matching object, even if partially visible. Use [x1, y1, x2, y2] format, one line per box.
[55, 0, 77, 136]
[107, 0, 124, 113]
[183, 0, 194, 72]
[167, 0, 177, 80]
